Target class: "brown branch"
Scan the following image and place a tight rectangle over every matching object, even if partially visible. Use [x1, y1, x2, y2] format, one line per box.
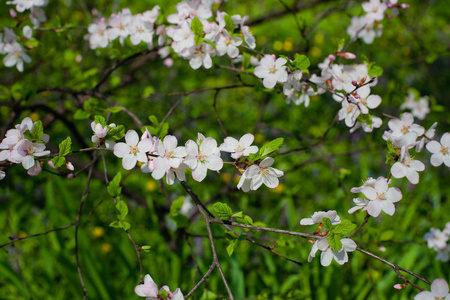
[356, 247, 430, 288]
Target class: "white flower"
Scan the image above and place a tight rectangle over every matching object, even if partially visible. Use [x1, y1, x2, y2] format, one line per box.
[184, 135, 223, 182]
[151, 135, 187, 180]
[354, 85, 382, 114]
[3, 42, 31, 72]
[87, 18, 109, 49]
[219, 133, 258, 159]
[245, 157, 283, 190]
[414, 278, 450, 300]
[134, 274, 159, 299]
[254, 55, 288, 89]
[387, 113, 425, 138]
[216, 31, 242, 58]
[424, 228, 449, 251]
[0, 170, 6, 180]
[426, 133, 450, 167]
[390, 151, 425, 184]
[361, 177, 402, 217]
[113, 130, 152, 170]
[362, 0, 387, 22]
[338, 99, 361, 128]
[300, 210, 341, 226]
[128, 14, 154, 46]
[15, 140, 50, 170]
[90, 121, 108, 143]
[308, 237, 357, 267]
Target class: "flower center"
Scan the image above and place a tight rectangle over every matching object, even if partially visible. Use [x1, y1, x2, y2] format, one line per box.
[376, 192, 385, 201]
[269, 66, 277, 74]
[401, 125, 409, 134]
[441, 146, 449, 155]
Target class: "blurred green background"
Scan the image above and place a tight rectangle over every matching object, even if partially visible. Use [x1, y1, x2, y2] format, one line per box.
[0, 0, 449, 299]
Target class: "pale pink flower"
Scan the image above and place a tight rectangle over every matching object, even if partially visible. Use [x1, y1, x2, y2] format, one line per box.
[308, 237, 357, 267]
[219, 133, 258, 159]
[390, 152, 425, 184]
[113, 130, 152, 170]
[254, 55, 288, 89]
[300, 210, 341, 226]
[414, 278, 450, 300]
[426, 133, 450, 167]
[361, 177, 402, 217]
[184, 135, 223, 182]
[245, 157, 283, 190]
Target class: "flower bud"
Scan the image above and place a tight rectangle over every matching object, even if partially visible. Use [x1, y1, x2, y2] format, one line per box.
[400, 4, 410, 8]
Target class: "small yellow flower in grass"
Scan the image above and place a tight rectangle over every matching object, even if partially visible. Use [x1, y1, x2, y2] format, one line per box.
[145, 180, 157, 192]
[101, 243, 112, 254]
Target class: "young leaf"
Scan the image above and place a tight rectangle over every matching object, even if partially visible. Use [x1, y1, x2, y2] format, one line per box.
[159, 122, 169, 139]
[171, 214, 188, 228]
[191, 17, 204, 46]
[327, 232, 343, 251]
[293, 54, 310, 72]
[141, 245, 151, 252]
[32, 120, 44, 140]
[115, 200, 128, 221]
[121, 221, 131, 231]
[259, 137, 284, 157]
[227, 239, 237, 256]
[59, 137, 72, 157]
[224, 14, 235, 32]
[333, 219, 357, 235]
[170, 197, 184, 215]
[106, 124, 125, 140]
[231, 211, 244, 219]
[107, 172, 122, 198]
[148, 115, 159, 126]
[94, 115, 106, 127]
[322, 217, 333, 231]
[51, 156, 66, 168]
[211, 202, 233, 220]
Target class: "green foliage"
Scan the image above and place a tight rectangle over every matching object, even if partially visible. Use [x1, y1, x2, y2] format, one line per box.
[212, 202, 233, 220]
[249, 137, 284, 161]
[107, 173, 122, 198]
[191, 17, 204, 45]
[169, 197, 189, 228]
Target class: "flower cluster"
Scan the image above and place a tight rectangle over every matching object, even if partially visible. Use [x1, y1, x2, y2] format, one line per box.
[0, 28, 32, 72]
[424, 222, 450, 262]
[0, 117, 51, 178]
[347, 0, 409, 44]
[165, 0, 255, 69]
[135, 274, 183, 300]
[111, 129, 283, 191]
[300, 211, 357, 267]
[85, 6, 161, 49]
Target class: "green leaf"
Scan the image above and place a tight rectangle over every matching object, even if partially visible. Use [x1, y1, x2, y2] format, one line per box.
[94, 115, 106, 127]
[115, 200, 128, 221]
[32, 120, 44, 140]
[322, 217, 333, 231]
[51, 156, 66, 168]
[211, 202, 233, 220]
[368, 63, 383, 77]
[333, 219, 357, 235]
[106, 125, 125, 140]
[171, 214, 188, 228]
[148, 115, 159, 126]
[293, 54, 310, 72]
[225, 231, 238, 240]
[142, 86, 155, 98]
[224, 14, 235, 32]
[337, 38, 345, 52]
[74, 109, 91, 120]
[141, 245, 151, 252]
[231, 211, 244, 219]
[108, 106, 122, 113]
[159, 122, 169, 139]
[191, 17, 204, 46]
[259, 137, 284, 157]
[121, 221, 131, 231]
[23, 130, 34, 141]
[227, 240, 237, 256]
[244, 215, 254, 225]
[109, 221, 121, 228]
[107, 172, 122, 198]
[170, 197, 184, 215]
[327, 232, 343, 251]
[58, 137, 72, 157]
